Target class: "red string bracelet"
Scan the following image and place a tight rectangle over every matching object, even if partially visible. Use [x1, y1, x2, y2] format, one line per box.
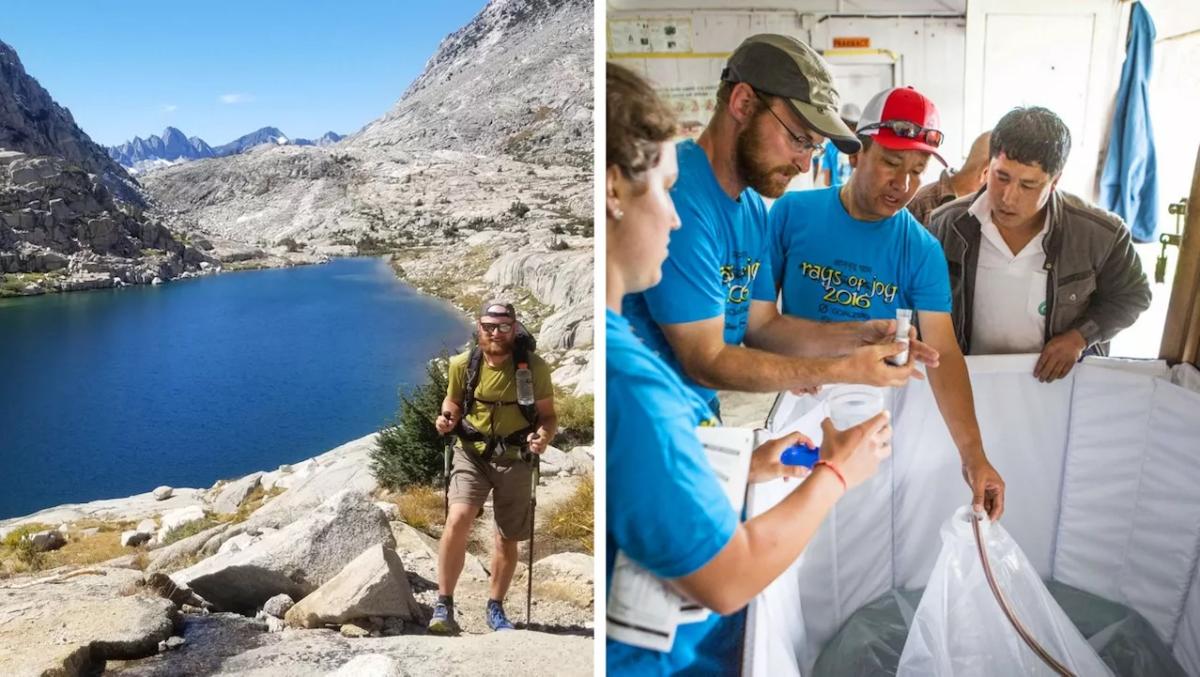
[813, 460, 847, 493]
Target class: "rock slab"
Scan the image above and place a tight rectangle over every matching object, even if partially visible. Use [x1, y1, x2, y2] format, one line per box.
[284, 544, 423, 628]
[171, 490, 394, 614]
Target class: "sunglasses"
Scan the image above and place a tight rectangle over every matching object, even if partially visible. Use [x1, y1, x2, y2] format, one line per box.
[480, 322, 513, 334]
[859, 120, 944, 148]
[753, 91, 825, 155]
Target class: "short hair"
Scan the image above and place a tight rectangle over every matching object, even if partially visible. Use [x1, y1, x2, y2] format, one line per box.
[714, 79, 775, 117]
[607, 62, 677, 190]
[990, 107, 1071, 177]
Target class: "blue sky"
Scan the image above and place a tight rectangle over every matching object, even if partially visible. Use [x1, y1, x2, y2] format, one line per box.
[1, 0, 489, 146]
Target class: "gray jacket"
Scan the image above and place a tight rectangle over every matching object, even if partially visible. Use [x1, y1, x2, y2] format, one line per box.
[926, 188, 1151, 355]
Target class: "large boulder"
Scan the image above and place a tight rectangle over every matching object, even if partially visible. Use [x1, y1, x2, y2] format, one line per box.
[249, 434, 379, 529]
[171, 490, 394, 614]
[157, 505, 206, 543]
[284, 544, 423, 628]
[27, 529, 66, 552]
[211, 472, 263, 515]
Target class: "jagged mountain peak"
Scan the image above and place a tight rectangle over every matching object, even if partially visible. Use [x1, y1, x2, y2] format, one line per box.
[0, 39, 141, 202]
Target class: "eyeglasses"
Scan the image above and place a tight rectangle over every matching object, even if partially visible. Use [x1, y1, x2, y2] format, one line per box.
[858, 120, 944, 148]
[753, 91, 825, 155]
[480, 322, 513, 334]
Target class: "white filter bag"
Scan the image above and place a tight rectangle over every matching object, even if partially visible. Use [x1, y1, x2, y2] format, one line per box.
[898, 506, 1113, 676]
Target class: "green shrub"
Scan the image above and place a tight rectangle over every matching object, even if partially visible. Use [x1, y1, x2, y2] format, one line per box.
[509, 200, 530, 218]
[161, 516, 217, 545]
[13, 539, 43, 570]
[372, 356, 452, 489]
[2, 523, 51, 548]
[554, 390, 594, 450]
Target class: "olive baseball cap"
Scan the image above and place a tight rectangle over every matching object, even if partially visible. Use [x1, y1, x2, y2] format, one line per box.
[722, 34, 861, 154]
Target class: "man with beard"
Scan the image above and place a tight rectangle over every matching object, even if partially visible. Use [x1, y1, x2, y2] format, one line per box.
[769, 86, 1006, 520]
[622, 34, 938, 424]
[430, 301, 556, 634]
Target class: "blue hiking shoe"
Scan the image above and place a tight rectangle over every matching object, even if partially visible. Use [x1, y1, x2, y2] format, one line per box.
[486, 599, 515, 631]
[427, 600, 459, 635]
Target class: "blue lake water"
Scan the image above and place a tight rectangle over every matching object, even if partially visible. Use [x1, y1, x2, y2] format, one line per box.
[0, 257, 469, 519]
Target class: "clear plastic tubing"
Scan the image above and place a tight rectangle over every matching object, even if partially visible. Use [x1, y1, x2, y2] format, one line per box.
[888, 308, 913, 366]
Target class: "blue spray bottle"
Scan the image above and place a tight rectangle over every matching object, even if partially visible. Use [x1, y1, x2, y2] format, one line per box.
[780, 443, 820, 468]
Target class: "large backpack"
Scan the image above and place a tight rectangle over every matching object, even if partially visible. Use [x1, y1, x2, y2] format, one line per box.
[455, 322, 539, 461]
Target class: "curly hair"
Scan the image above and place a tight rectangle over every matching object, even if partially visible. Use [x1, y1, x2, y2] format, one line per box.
[607, 62, 677, 191]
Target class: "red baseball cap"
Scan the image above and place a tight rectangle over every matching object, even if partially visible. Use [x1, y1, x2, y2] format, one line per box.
[858, 87, 946, 166]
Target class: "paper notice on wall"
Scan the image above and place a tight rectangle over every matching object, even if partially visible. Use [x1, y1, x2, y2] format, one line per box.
[608, 17, 692, 55]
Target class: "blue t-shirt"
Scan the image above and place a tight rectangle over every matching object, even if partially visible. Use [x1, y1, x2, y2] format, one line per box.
[606, 309, 744, 675]
[623, 139, 776, 406]
[769, 187, 952, 322]
[821, 144, 852, 187]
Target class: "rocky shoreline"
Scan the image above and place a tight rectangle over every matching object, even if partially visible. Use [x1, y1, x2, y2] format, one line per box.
[0, 433, 595, 676]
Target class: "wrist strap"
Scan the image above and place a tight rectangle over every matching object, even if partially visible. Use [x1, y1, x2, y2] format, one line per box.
[814, 460, 847, 493]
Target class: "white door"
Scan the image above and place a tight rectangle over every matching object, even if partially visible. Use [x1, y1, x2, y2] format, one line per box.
[964, 0, 1127, 197]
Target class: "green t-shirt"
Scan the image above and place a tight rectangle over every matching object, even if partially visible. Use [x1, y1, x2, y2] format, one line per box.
[447, 349, 553, 455]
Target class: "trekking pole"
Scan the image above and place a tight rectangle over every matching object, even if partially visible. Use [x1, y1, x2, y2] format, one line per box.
[441, 410, 454, 521]
[524, 449, 540, 626]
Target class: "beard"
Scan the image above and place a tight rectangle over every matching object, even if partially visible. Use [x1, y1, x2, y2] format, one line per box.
[479, 332, 513, 357]
[736, 116, 799, 198]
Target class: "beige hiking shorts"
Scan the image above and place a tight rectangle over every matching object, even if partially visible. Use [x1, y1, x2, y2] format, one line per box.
[447, 445, 534, 541]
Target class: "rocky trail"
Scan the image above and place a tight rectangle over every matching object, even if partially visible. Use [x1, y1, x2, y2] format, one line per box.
[0, 434, 594, 676]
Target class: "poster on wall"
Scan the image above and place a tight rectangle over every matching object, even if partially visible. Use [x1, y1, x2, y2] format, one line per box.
[609, 17, 693, 54]
[655, 83, 718, 137]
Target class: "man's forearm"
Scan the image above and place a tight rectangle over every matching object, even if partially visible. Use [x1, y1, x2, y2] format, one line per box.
[746, 314, 861, 358]
[538, 415, 558, 441]
[925, 349, 985, 462]
[688, 343, 844, 392]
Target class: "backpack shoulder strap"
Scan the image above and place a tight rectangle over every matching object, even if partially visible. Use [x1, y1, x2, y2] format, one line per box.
[463, 346, 484, 415]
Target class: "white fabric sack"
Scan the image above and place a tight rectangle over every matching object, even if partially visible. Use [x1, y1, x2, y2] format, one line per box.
[898, 506, 1113, 677]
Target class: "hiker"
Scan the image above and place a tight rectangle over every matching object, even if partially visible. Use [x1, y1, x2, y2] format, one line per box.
[621, 34, 940, 423]
[926, 106, 1151, 380]
[769, 86, 1006, 520]
[908, 129, 992, 225]
[430, 301, 556, 633]
[606, 60, 895, 675]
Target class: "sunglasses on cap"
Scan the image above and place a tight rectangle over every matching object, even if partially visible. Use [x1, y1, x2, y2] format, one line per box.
[859, 120, 944, 148]
[480, 322, 513, 334]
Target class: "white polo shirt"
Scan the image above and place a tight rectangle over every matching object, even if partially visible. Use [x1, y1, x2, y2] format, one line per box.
[968, 194, 1048, 355]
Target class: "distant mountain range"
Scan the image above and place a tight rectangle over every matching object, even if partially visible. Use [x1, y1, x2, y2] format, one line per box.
[107, 127, 343, 173]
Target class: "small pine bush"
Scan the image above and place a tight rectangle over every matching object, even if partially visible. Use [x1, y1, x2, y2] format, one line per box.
[372, 355, 453, 489]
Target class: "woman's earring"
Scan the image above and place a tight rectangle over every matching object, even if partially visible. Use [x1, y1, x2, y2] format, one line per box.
[611, 204, 624, 221]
